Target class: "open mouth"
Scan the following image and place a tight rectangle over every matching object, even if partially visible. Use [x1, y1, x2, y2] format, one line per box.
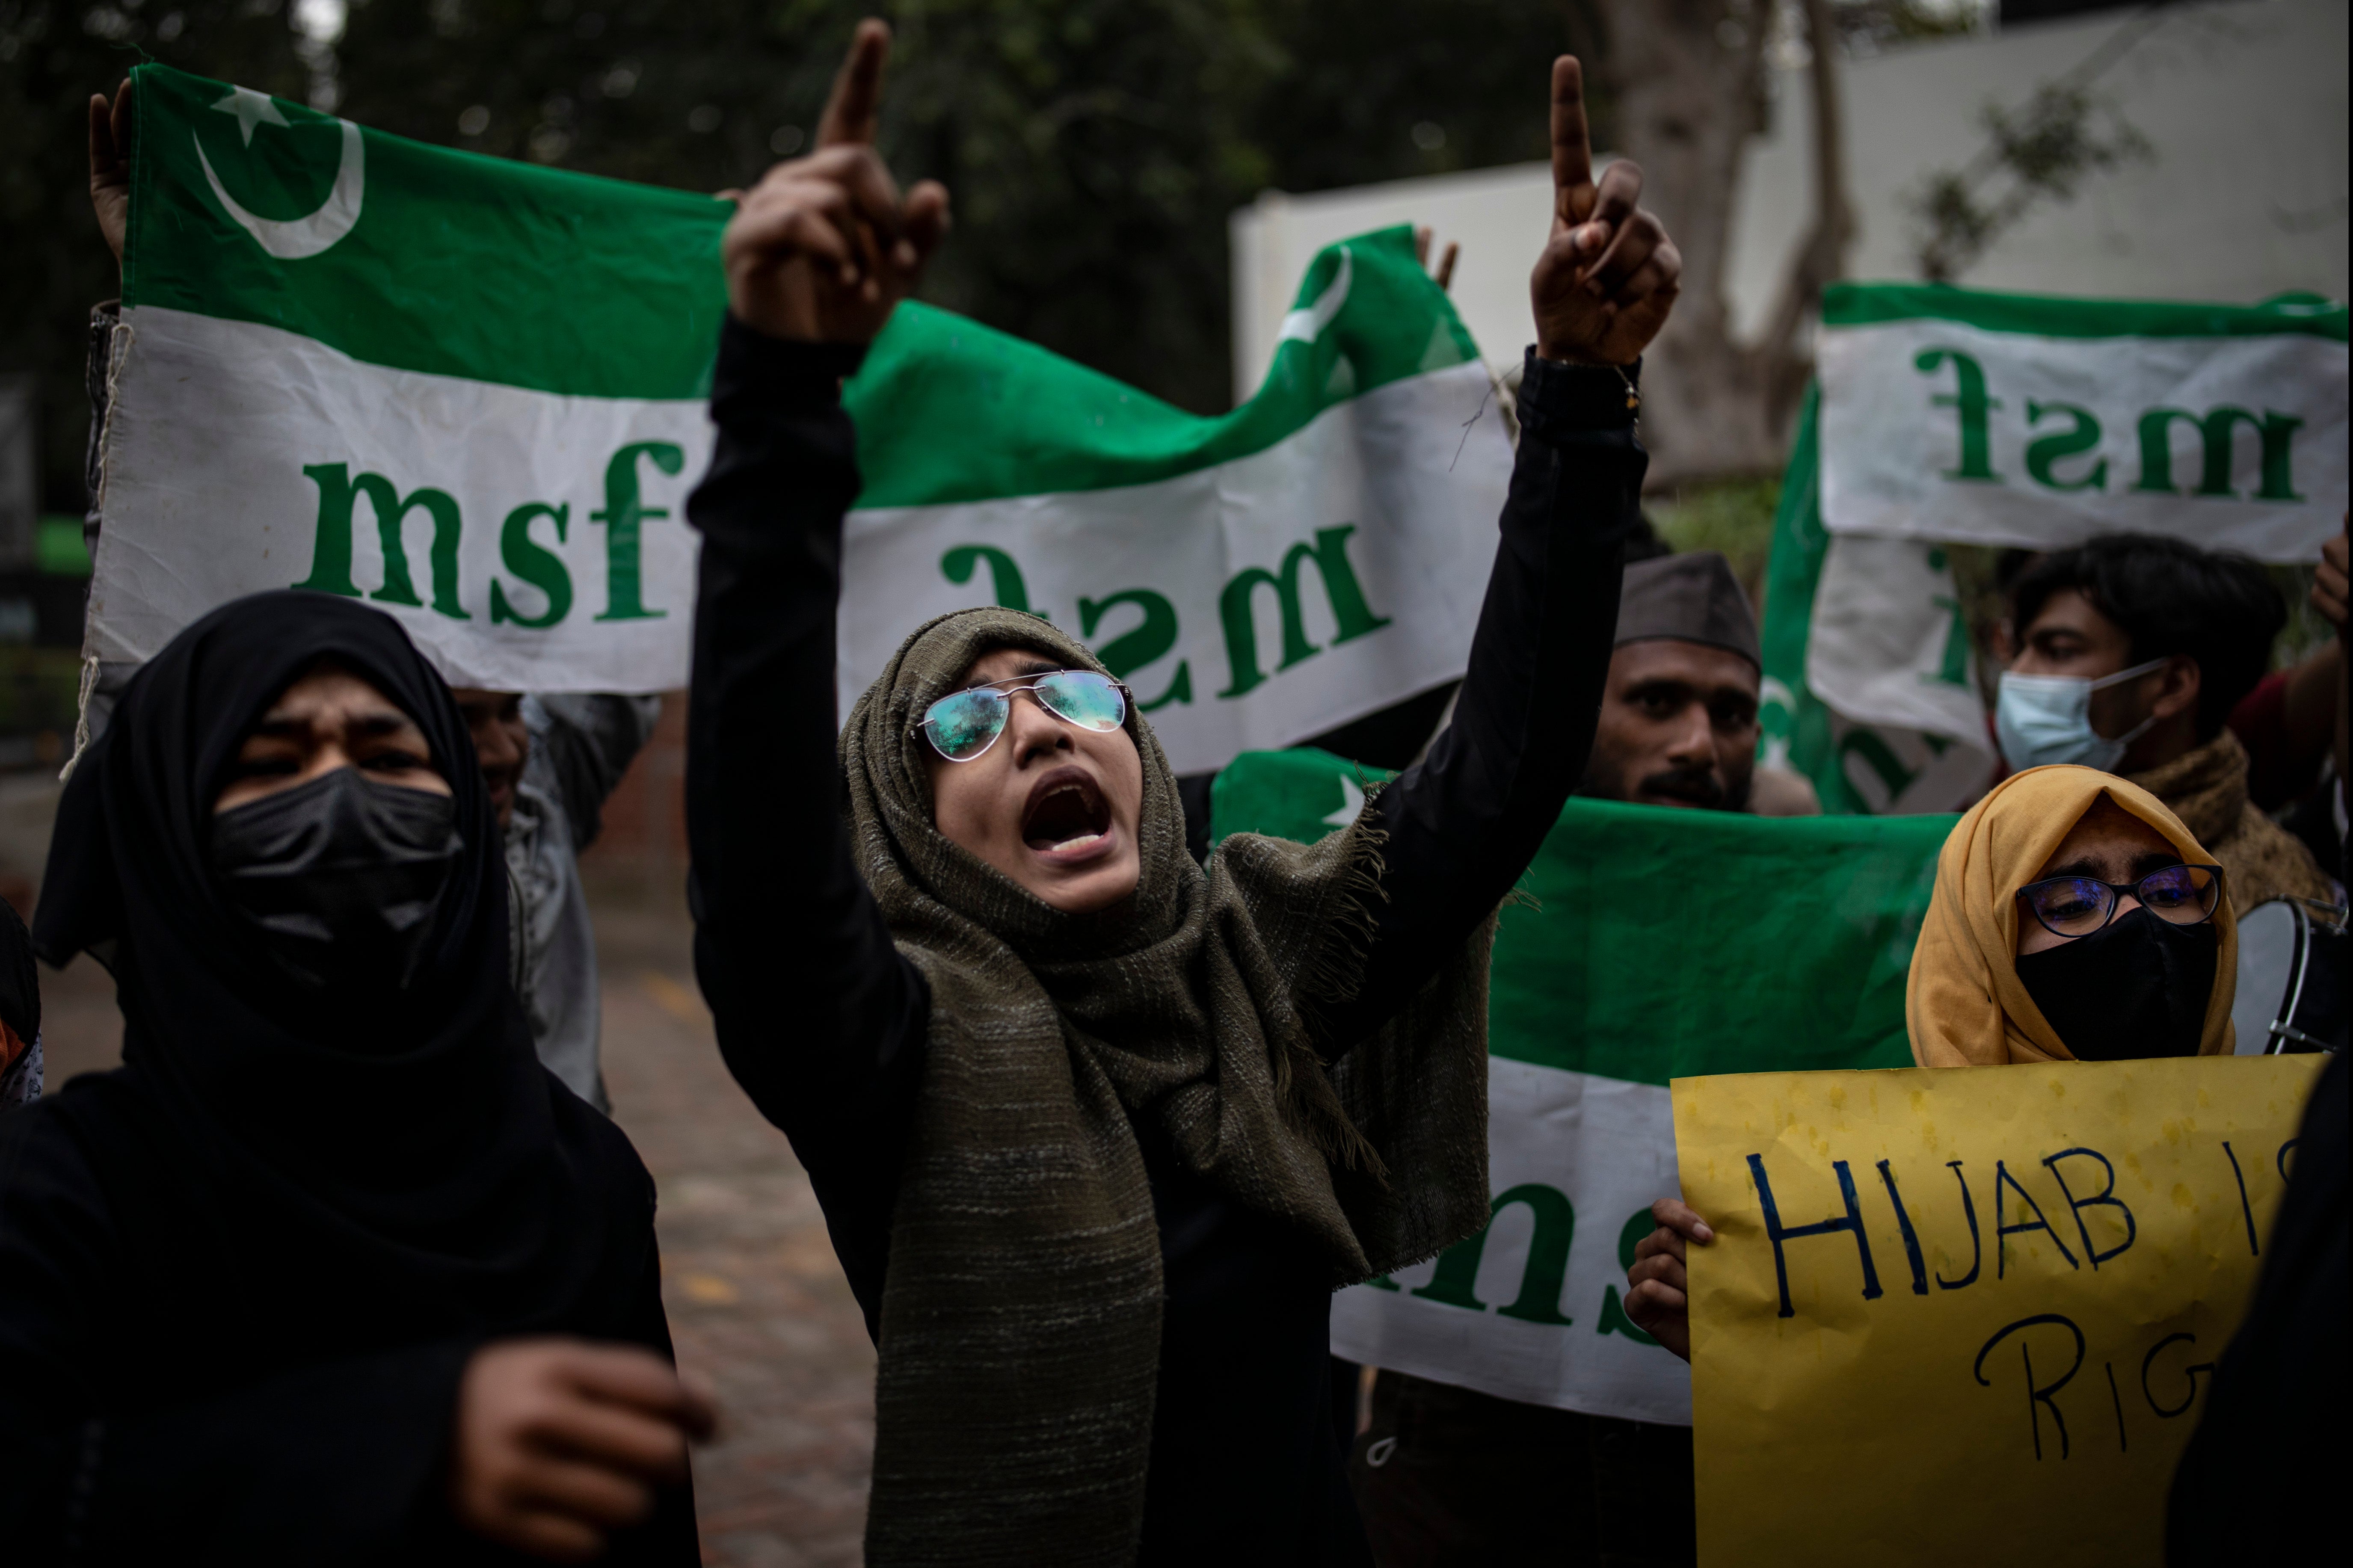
[1022, 766, 1113, 855]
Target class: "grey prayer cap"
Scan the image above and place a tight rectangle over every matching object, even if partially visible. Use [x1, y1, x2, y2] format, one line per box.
[1615, 551, 1760, 667]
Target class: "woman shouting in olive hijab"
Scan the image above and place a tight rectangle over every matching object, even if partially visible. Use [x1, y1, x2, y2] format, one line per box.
[688, 21, 1680, 1566]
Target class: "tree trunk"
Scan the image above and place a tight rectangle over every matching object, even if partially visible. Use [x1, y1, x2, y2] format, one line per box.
[1593, 0, 1850, 486]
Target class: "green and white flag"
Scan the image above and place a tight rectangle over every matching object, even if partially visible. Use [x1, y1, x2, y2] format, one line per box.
[836, 232, 1506, 772]
[99, 63, 729, 692]
[1758, 392, 1995, 817]
[1761, 283, 2349, 816]
[1212, 748, 1950, 1423]
[98, 65, 1511, 741]
[1817, 283, 2347, 559]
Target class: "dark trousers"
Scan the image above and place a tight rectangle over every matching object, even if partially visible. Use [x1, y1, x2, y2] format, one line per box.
[1348, 1372, 1696, 1568]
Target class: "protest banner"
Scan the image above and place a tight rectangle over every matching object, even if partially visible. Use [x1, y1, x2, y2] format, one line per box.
[1760, 282, 2349, 817]
[1675, 1053, 2326, 1568]
[835, 233, 1506, 773]
[95, 65, 1510, 758]
[96, 64, 726, 694]
[1211, 746, 1950, 1423]
[1817, 282, 2347, 559]
[1757, 391, 1995, 817]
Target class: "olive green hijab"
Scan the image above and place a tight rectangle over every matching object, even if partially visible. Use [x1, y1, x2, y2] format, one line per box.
[845, 607, 1494, 1566]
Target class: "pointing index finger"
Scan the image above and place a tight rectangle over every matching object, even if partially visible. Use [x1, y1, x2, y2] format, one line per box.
[817, 18, 891, 148]
[1550, 56, 1595, 225]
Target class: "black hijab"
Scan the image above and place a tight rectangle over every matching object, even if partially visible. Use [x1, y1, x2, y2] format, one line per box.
[32, 591, 648, 1347]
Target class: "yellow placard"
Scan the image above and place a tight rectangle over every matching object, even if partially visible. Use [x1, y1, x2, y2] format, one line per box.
[1674, 1055, 2325, 1568]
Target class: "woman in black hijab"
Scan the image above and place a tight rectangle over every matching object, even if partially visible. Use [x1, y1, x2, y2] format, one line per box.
[0, 591, 708, 1565]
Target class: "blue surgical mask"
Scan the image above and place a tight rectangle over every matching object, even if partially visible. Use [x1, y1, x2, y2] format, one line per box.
[1995, 657, 2170, 772]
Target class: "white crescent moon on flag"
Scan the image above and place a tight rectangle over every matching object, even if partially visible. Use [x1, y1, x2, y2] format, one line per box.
[1277, 244, 1352, 346]
[193, 118, 365, 260]
[1322, 772, 1366, 827]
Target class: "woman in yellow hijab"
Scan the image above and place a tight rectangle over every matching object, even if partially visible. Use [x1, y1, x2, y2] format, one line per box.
[1908, 763, 2237, 1066]
[1626, 764, 2238, 1361]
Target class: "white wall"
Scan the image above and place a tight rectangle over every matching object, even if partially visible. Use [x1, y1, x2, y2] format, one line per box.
[1231, 0, 2349, 403]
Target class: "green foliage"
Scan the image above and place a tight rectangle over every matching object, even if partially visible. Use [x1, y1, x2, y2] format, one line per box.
[1909, 61, 2151, 282]
[1650, 476, 1781, 609]
[2, 0, 1611, 516]
[1245, 0, 1597, 196]
[1826, 0, 1984, 57]
[0, 0, 308, 523]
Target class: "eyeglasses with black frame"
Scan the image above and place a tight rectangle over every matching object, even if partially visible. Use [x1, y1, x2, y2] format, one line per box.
[912, 669, 1131, 763]
[2014, 863, 2224, 940]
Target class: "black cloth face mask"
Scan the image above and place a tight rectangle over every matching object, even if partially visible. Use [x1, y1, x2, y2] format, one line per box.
[2015, 906, 2217, 1062]
[211, 766, 462, 992]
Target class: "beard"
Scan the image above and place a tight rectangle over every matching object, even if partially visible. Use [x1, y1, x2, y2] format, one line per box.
[1579, 759, 1752, 812]
[1638, 761, 1732, 808]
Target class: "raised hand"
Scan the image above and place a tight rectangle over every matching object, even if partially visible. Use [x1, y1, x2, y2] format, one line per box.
[1529, 57, 1680, 367]
[722, 19, 950, 344]
[90, 77, 133, 266]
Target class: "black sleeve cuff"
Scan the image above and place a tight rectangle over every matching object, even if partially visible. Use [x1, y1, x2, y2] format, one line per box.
[713, 315, 870, 416]
[1514, 349, 1642, 444]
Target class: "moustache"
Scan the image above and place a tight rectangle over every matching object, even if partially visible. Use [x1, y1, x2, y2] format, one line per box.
[1637, 766, 1726, 808]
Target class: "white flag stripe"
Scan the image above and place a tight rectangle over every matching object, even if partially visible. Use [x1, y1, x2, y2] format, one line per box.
[96, 305, 709, 693]
[838, 361, 1511, 774]
[1330, 1057, 1693, 1425]
[1819, 320, 2347, 562]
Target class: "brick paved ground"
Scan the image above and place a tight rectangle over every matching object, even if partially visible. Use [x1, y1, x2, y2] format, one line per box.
[32, 879, 877, 1568]
[593, 888, 878, 1568]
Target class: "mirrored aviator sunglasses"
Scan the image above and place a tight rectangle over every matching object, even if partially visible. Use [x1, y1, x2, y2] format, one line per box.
[2015, 863, 2224, 940]
[914, 669, 1130, 763]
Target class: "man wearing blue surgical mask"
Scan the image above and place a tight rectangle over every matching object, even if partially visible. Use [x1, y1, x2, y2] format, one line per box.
[2000, 533, 2333, 911]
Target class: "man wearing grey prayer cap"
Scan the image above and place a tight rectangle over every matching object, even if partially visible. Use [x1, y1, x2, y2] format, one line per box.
[1352, 549, 1805, 1568]
[1574, 549, 1789, 811]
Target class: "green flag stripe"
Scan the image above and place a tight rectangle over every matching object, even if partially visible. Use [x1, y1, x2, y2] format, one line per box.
[842, 232, 1477, 509]
[1823, 281, 2348, 343]
[125, 63, 1481, 500]
[126, 63, 729, 402]
[1753, 385, 1869, 816]
[1209, 747, 1949, 1085]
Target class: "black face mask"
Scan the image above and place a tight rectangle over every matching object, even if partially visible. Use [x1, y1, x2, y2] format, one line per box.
[210, 767, 462, 992]
[2015, 907, 2217, 1062]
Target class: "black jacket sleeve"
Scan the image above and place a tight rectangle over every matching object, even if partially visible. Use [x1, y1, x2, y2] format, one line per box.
[527, 693, 664, 852]
[684, 320, 931, 1333]
[1315, 350, 1641, 1047]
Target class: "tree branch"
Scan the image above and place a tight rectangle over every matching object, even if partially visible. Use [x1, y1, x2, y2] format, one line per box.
[1757, 0, 1852, 372]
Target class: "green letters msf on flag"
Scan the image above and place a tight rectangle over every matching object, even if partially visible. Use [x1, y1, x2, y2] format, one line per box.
[835, 224, 1508, 773]
[94, 65, 1513, 751]
[1815, 282, 2347, 560]
[1760, 282, 2346, 816]
[96, 64, 729, 693]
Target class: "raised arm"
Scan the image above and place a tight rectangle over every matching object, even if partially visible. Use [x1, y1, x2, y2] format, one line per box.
[685, 20, 950, 1328]
[1319, 57, 1680, 1046]
[525, 693, 662, 851]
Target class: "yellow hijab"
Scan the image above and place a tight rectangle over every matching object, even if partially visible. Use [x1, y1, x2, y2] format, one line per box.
[1906, 765, 2238, 1066]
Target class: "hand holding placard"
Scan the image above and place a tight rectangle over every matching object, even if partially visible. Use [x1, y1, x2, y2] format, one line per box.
[1673, 1055, 2323, 1568]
